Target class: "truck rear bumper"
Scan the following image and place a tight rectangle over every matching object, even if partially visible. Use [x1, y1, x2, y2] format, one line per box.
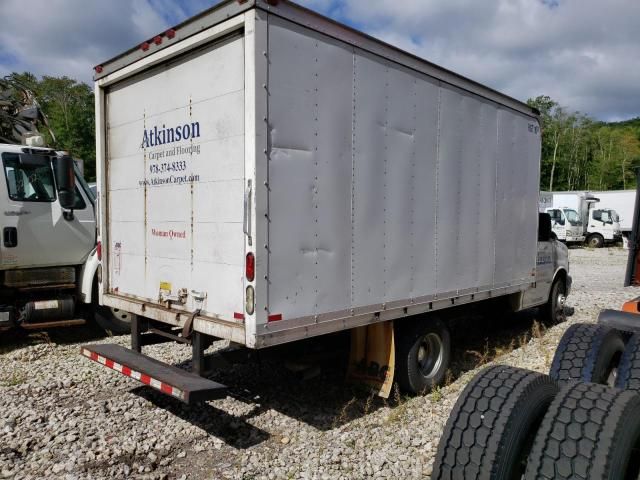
[102, 294, 246, 344]
[80, 343, 227, 403]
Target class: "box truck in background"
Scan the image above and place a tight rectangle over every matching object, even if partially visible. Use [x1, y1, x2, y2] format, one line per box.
[540, 191, 623, 247]
[591, 190, 636, 244]
[81, 0, 570, 400]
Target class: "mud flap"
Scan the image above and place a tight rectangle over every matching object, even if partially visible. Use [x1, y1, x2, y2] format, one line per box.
[346, 321, 395, 399]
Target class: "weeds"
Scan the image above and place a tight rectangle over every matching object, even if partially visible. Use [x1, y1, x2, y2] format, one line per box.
[333, 396, 357, 429]
[429, 386, 443, 403]
[1, 372, 26, 387]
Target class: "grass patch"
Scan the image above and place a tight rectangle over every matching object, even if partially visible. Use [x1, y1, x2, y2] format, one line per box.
[0, 372, 26, 387]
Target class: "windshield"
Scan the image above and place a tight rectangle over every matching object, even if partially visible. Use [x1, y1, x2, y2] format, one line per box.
[563, 209, 582, 226]
[2, 153, 56, 202]
[610, 210, 620, 223]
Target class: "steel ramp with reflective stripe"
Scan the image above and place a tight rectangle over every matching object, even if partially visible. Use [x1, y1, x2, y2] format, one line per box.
[80, 343, 227, 404]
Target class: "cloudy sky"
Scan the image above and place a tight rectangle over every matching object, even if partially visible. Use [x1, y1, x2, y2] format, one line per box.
[1, 0, 638, 121]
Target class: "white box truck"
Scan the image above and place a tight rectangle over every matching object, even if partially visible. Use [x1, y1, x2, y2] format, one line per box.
[82, 0, 571, 400]
[591, 189, 636, 243]
[540, 191, 624, 247]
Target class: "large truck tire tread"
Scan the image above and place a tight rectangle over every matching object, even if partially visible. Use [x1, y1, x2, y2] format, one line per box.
[616, 334, 640, 392]
[524, 382, 640, 480]
[549, 323, 624, 385]
[432, 365, 558, 480]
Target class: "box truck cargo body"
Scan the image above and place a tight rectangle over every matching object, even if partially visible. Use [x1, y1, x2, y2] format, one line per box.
[87, 0, 570, 400]
[591, 190, 636, 234]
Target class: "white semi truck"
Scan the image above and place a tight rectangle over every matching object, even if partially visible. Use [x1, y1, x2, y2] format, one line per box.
[540, 191, 623, 247]
[0, 142, 132, 332]
[81, 0, 571, 400]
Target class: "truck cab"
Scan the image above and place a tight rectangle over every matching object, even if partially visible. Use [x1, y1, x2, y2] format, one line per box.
[0, 143, 127, 331]
[586, 208, 622, 248]
[546, 207, 585, 244]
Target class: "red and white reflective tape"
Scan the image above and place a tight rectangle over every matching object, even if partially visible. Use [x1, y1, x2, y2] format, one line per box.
[81, 348, 185, 401]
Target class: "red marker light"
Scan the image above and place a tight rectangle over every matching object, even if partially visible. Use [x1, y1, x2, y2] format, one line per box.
[96, 241, 102, 261]
[141, 42, 150, 51]
[166, 29, 176, 39]
[246, 252, 255, 282]
[94, 65, 103, 73]
[153, 35, 162, 45]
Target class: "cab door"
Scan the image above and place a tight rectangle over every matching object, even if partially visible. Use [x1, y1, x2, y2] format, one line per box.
[0, 151, 95, 269]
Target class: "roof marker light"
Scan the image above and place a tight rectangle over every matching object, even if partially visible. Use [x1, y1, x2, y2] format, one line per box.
[153, 35, 162, 45]
[141, 42, 150, 51]
[166, 29, 176, 39]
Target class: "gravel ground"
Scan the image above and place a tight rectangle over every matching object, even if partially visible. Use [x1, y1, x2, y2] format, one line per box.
[1, 247, 638, 480]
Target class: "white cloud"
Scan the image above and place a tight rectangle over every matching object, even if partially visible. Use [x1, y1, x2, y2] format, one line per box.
[0, 0, 171, 84]
[300, 0, 640, 120]
[0, 0, 637, 120]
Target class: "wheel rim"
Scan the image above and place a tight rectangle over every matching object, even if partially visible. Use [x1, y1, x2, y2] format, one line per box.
[555, 292, 567, 321]
[110, 308, 133, 324]
[417, 333, 444, 379]
[588, 237, 601, 247]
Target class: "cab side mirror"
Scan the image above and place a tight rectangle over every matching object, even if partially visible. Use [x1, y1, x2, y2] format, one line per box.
[538, 213, 552, 241]
[54, 155, 76, 211]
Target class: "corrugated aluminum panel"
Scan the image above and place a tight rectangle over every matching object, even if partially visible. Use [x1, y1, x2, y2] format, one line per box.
[266, 16, 540, 321]
[105, 34, 246, 320]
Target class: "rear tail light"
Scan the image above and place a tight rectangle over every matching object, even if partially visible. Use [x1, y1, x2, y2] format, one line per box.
[97, 241, 102, 261]
[245, 286, 255, 315]
[246, 252, 255, 282]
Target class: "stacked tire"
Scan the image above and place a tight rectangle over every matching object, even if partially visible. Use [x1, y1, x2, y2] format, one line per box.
[432, 321, 640, 479]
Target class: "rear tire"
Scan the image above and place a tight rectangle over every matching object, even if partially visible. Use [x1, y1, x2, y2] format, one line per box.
[94, 305, 134, 334]
[394, 316, 450, 394]
[432, 366, 558, 480]
[542, 277, 567, 324]
[586, 233, 605, 248]
[549, 323, 624, 386]
[615, 334, 640, 392]
[524, 382, 640, 480]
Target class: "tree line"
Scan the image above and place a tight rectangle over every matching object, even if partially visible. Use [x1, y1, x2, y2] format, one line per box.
[4, 73, 640, 189]
[528, 95, 640, 192]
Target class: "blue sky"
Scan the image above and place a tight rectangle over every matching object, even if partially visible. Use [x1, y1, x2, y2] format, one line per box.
[1, 0, 638, 121]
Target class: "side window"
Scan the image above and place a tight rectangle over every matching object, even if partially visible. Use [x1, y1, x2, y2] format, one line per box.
[2, 153, 56, 202]
[549, 209, 564, 225]
[73, 187, 87, 210]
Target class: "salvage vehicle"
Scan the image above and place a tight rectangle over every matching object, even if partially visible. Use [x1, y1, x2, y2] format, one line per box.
[81, 0, 571, 401]
[0, 143, 132, 331]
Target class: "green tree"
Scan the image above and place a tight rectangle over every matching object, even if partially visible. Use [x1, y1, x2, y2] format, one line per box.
[5, 72, 96, 181]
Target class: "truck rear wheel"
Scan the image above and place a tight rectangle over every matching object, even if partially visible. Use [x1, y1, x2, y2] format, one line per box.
[549, 323, 624, 385]
[94, 305, 135, 334]
[586, 233, 605, 248]
[615, 334, 640, 392]
[432, 366, 558, 480]
[524, 382, 640, 480]
[395, 316, 450, 394]
[542, 277, 567, 324]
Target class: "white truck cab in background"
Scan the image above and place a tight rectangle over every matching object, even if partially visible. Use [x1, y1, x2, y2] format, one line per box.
[540, 191, 622, 247]
[0, 142, 130, 332]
